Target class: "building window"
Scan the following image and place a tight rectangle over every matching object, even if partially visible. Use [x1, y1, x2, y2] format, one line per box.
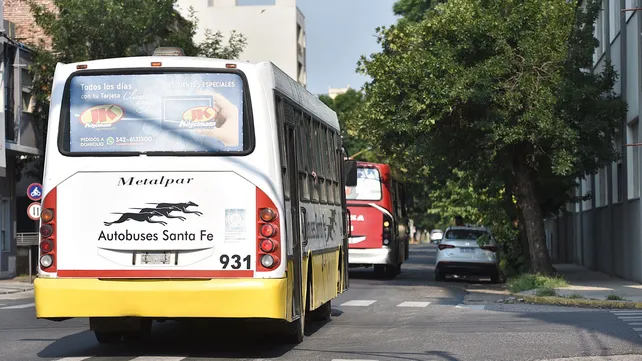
[609, 0, 621, 42]
[599, 167, 608, 206]
[629, 120, 640, 199]
[208, 0, 214, 6]
[626, 0, 635, 22]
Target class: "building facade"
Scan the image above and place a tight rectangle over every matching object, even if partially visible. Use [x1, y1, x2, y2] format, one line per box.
[176, 0, 307, 87]
[328, 85, 350, 100]
[545, 0, 642, 282]
[0, 2, 40, 278]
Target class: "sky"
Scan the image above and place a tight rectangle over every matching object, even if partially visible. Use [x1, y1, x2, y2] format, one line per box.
[296, 0, 399, 95]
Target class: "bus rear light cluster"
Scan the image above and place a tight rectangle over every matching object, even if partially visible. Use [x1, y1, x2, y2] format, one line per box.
[39, 187, 57, 272]
[382, 216, 392, 247]
[256, 188, 281, 272]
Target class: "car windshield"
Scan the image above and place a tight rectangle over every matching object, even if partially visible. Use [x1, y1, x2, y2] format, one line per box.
[444, 229, 490, 241]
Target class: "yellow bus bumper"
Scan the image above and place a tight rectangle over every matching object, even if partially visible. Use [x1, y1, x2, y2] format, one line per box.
[34, 277, 288, 319]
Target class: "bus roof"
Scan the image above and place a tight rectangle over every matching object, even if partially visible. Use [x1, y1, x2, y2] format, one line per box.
[54, 56, 340, 130]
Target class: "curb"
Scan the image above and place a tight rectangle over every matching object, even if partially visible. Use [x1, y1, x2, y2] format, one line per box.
[506, 294, 642, 309]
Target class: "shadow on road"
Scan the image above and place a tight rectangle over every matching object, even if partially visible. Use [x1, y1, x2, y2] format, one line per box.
[37, 317, 333, 359]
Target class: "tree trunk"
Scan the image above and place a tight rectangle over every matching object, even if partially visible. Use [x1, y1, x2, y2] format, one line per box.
[501, 190, 530, 271]
[516, 209, 531, 272]
[513, 155, 554, 275]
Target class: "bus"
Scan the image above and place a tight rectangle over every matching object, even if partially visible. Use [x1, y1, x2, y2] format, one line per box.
[345, 161, 409, 278]
[34, 48, 358, 344]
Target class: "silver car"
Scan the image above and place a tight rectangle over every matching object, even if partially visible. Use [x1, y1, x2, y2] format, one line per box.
[434, 226, 501, 283]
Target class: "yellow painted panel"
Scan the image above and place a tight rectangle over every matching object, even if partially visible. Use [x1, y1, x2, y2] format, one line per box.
[34, 277, 287, 319]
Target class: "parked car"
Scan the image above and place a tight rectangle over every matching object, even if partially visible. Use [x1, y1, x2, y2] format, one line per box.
[429, 229, 443, 243]
[434, 225, 501, 283]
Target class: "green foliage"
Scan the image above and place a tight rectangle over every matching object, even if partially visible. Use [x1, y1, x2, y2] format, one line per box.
[507, 273, 567, 293]
[606, 293, 624, 301]
[319, 90, 377, 161]
[392, 0, 438, 23]
[536, 288, 557, 297]
[18, 0, 247, 180]
[355, 0, 626, 273]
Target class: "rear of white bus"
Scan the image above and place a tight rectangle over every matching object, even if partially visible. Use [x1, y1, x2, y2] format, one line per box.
[34, 56, 291, 327]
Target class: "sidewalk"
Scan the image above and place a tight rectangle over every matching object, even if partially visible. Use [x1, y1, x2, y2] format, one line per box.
[0, 277, 34, 295]
[547, 264, 642, 302]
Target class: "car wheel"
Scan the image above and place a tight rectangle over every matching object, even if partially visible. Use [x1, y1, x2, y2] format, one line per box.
[434, 267, 445, 282]
[490, 269, 501, 284]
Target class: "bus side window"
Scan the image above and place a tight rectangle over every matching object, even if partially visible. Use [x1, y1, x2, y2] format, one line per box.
[275, 96, 290, 200]
[296, 110, 310, 201]
[333, 132, 342, 204]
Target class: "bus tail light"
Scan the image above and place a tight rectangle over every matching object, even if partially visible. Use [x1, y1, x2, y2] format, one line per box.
[39, 187, 57, 272]
[382, 215, 392, 247]
[438, 244, 455, 251]
[256, 188, 281, 272]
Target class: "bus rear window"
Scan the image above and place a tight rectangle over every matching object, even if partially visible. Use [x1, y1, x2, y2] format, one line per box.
[346, 167, 382, 201]
[60, 71, 250, 155]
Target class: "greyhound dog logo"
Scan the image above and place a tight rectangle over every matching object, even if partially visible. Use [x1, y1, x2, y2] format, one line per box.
[104, 201, 202, 227]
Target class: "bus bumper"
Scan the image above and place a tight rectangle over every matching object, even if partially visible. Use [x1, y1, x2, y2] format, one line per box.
[348, 247, 394, 265]
[34, 277, 288, 319]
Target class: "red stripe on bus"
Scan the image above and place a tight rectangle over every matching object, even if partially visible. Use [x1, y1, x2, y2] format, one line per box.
[56, 270, 254, 278]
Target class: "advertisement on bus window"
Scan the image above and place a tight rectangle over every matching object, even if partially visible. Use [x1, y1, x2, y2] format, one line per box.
[67, 72, 245, 153]
[346, 167, 382, 201]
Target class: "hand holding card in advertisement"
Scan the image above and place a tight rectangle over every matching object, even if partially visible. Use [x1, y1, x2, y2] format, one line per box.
[195, 92, 241, 148]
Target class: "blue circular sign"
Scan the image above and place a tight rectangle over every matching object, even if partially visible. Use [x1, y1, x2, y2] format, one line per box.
[27, 183, 43, 201]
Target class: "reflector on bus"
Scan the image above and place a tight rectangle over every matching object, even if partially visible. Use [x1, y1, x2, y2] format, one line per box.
[152, 47, 185, 56]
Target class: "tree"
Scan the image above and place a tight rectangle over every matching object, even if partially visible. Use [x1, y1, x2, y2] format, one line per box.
[319, 89, 375, 160]
[17, 0, 248, 180]
[392, 0, 441, 22]
[356, 0, 626, 274]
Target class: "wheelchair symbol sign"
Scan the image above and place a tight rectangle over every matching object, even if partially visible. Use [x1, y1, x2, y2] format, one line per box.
[27, 183, 43, 201]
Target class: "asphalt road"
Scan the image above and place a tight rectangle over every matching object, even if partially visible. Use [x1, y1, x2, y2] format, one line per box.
[1, 244, 641, 361]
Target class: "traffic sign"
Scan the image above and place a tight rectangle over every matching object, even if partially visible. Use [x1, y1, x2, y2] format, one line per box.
[27, 183, 43, 201]
[27, 202, 41, 221]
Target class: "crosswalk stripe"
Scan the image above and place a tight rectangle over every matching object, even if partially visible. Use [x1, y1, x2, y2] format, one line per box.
[611, 310, 642, 314]
[0, 303, 34, 309]
[339, 300, 377, 307]
[55, 357, 93, 361]
[397, 301, 431, 307]
[628, 322, 642, 326]
[130, 357, 187, 361]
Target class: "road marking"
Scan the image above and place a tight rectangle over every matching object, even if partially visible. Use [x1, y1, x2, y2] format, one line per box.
[130, 357, 187, 361]
[610, 310, 642, 340]
[397, 301, 431, 307]
[0, 303, 35, 309]
[455, 304, 485, 310]
[332, 359, 379, 361]
[339, 300, 376, 307]
[55, 357, 93, 361]
[612, 311, 642, 316]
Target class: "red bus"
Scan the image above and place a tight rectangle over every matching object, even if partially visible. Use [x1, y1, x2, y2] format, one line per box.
[345, 161, 410, 278]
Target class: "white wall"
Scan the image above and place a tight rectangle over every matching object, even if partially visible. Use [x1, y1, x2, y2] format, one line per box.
[177, 0, 303, 82]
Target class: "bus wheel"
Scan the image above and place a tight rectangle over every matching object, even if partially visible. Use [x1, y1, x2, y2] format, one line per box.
[94, 331, 123, 344]
[283, 313, 305, 344]
[385, 265, 399, 279]
[122, 319, 152, 343]
[310, 300, 332, 322]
